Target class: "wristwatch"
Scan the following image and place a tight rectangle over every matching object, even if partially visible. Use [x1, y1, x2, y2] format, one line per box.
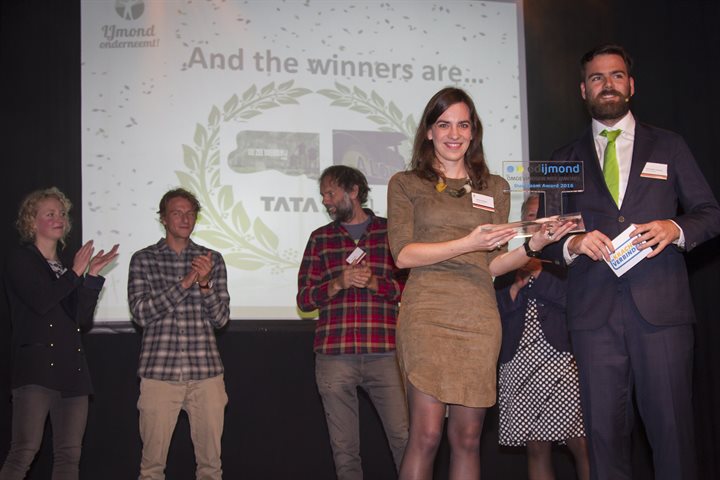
[523, 240, 542, 258]
[198, 280, 213, 289]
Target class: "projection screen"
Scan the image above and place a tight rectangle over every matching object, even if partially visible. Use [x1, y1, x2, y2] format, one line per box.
[81, 0, 528, 321]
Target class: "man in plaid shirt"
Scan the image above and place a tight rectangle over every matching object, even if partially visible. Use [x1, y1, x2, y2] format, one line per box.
[128, 188, 230, 480]
[297, 166, 408, 480]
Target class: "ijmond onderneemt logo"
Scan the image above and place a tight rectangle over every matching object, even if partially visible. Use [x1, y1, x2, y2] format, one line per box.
[99, 0, 159, 49]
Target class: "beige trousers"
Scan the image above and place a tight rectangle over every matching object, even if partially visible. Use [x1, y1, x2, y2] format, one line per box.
[137, 375, 228, 480]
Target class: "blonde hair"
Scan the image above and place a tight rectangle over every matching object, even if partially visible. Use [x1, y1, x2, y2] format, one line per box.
[16, 187, 73, 247]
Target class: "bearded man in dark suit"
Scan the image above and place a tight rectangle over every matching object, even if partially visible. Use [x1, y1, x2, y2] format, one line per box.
[549, 44, 720, 480]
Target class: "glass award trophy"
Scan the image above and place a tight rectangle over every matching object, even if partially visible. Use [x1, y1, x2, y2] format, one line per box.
[489, 160, 586, 236]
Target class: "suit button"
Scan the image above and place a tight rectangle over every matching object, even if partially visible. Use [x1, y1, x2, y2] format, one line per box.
[50, 343, 54, 348]
[49, 324, 53, 328]
[618, 216, 625, 223]
[50, 362, 54, 367]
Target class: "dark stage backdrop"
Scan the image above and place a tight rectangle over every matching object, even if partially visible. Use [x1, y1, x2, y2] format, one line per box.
[1, 1, 718, 479]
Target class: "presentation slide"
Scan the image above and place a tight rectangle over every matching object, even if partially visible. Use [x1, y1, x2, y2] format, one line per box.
[81, 0, 527, 321]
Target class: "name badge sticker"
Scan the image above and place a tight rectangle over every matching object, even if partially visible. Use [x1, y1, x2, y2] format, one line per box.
[640, 162, 668, 180]
[346, 246, 366, 264]
[471, 192, 495, 212]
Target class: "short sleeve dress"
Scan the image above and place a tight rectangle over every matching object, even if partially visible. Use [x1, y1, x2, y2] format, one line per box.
[387, 172, 510, 407]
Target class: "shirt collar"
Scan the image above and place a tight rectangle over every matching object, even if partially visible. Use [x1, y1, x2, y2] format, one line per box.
[155, 237, 199, 254]
[592, 111, 636, 139]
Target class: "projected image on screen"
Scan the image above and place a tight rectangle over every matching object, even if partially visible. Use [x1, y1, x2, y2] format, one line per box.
[228, 131, 320, 178]
[333, 130, 407, 185]
[81, 0, 527, 321]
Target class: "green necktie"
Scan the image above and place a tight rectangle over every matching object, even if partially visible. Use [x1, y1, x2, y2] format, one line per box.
[600, 129, 622, 205]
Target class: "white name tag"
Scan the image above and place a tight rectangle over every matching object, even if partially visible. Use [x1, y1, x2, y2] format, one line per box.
[604, 225, 650, 277]
[346, 246, 366, 264]
[640, 162, 667, 180]
[471, 192, 495, 212]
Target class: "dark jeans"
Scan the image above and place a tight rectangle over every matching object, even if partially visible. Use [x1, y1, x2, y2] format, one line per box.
[0, 385, 88, 480]
[315, 353, 409, 480]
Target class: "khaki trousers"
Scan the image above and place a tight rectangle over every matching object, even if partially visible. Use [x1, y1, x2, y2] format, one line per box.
[137, 374, 228, 480]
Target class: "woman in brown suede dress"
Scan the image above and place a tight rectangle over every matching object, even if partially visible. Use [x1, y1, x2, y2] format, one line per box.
[387, 87, 574, 480]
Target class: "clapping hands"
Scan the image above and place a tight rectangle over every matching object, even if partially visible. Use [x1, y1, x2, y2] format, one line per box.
[73, 240, 120, 277]
[181, 252, 214, 289]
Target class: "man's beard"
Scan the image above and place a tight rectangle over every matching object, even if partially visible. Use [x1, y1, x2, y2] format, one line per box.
[586, 89, 630, 122]
[327, 195, 354, 223]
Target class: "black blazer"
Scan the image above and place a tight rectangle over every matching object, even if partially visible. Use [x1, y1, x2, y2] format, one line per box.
[4, 244, 104, 396]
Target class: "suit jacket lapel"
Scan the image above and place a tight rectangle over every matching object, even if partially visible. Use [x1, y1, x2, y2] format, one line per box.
[622, 122, 654, 209]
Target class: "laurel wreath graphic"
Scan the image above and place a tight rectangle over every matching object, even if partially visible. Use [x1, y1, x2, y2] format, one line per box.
[317, 82, 417, 138]
[176, 81, 415, 271]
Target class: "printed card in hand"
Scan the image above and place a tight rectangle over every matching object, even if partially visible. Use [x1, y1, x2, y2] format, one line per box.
[604, 225, 651, 277]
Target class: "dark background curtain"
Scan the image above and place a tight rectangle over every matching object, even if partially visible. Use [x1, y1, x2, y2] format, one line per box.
[1, 1, 718, 478]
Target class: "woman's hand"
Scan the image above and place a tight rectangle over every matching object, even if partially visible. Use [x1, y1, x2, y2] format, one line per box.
[489, 221, 575, 278]
[469, 224, 517, 252]
[88, 244, 120, 276]
[73, 240, 95, 276]
[527, 221, 576, 252]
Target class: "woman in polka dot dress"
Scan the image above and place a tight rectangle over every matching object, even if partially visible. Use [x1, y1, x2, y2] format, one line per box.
[494, 195, 589, 480]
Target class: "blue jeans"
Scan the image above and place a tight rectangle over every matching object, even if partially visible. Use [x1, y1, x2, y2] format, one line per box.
[0, 385, 88, 480]
[315, 353, 409, 480]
